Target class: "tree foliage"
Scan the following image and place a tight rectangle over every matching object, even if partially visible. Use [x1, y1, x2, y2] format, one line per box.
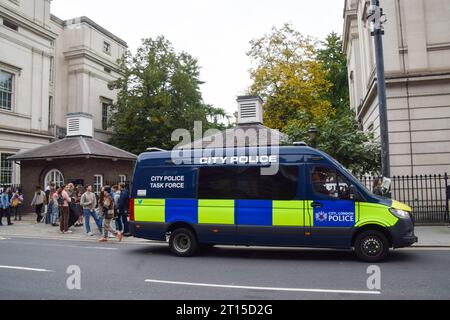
[248, 24, 334, 130]
[110, 36, 228, 154]
[248, 26, 381, 175]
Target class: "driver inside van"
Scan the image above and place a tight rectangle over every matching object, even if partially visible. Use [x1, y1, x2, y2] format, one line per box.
[312, 171, 331, 196]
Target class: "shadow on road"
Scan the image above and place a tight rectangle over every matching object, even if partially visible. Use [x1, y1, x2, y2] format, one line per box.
[127, 244, 418, 263]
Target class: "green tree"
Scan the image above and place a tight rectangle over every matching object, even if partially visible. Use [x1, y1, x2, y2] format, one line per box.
[110, 36, 228, 154]
[247, 23, 334, 130]
[317, 32, 350, 115]
[248, 27, 380, 174]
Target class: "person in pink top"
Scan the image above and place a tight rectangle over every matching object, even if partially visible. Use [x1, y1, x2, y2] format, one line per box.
[57, 185, 72, 234]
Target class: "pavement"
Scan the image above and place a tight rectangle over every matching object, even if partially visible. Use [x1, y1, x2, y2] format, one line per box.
[1, 214, 449, 247]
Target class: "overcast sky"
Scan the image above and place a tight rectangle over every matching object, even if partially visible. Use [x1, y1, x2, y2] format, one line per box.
[51, 0, 345, 117]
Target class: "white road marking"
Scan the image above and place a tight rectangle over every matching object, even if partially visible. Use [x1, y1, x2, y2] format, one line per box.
[1, 240, 118, 251]
[144, 279, 381, 295]
[0, 265, 54, 273]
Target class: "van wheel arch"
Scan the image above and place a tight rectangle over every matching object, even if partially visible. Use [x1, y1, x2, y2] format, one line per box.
[352, 224, 392, 248]
[166, 222, 198, 239]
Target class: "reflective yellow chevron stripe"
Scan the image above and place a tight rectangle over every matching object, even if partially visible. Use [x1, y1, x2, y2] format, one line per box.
[198, 200, 235, 225]
[272, 201, 304, 226]
[134, 199, 165, 223]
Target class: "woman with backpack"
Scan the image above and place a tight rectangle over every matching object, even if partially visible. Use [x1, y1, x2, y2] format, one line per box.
[98, 189, 122, 242]
[30, 186, 46, 223]
[11, 188, 23, 221]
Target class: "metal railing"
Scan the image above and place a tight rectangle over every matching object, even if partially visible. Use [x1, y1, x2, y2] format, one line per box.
[359, 173, 449, 224]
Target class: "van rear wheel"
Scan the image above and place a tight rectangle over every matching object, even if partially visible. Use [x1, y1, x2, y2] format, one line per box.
[169, 228, 198, 257]
[354, 230, 390, 262]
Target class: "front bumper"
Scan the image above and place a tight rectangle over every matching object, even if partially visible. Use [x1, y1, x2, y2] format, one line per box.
[389, 217, 418, 248]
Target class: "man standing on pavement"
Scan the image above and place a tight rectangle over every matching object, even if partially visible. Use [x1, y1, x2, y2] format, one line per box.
[118, 183, 131, 236]
[0, 187, 13, 226]
[80, 185, 103, 236]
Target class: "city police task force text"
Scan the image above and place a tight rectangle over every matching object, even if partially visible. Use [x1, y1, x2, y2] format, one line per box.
[151, 175, 185, 189]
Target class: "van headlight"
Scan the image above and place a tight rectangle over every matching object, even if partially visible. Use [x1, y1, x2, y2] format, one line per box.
[389, 208, 410, 219]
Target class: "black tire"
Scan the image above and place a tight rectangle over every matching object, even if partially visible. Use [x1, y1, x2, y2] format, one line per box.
[354, 230, 390, 262]
[169, 228, 198, 257]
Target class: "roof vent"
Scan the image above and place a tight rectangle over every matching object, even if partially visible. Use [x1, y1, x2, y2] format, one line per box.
[237, 96, 263, 125]
[66, 113, 93, 137]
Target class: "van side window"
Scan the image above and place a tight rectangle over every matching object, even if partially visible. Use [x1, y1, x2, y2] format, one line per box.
[198, 166, 299, 200]
[311, 167, 354, 200]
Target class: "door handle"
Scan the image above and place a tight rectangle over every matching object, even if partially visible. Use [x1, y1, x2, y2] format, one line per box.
[311, 202, 323, 208]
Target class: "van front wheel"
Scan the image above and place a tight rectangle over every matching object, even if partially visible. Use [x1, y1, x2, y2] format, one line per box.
[354, 230, 390, 262]
[169, 228, 198, 257]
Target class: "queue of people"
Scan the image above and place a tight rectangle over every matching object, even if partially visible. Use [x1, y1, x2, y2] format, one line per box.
[0, 187, 23, 226]
[0, 182, 131, 243]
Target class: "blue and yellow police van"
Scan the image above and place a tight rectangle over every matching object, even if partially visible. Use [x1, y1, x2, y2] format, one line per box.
[129, 146, 418, 262]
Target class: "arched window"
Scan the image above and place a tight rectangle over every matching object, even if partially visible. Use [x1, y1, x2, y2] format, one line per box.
[44, 169, 64, 188]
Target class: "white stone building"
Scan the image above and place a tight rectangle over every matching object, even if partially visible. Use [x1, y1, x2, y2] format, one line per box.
[0, 0, 127, 185]
[343, 0, 450, 176]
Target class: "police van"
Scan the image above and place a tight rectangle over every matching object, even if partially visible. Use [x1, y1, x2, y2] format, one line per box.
[129, 146, 418, 262]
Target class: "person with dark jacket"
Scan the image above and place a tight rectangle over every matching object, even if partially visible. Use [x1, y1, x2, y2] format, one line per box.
[117, 183, 130, 236]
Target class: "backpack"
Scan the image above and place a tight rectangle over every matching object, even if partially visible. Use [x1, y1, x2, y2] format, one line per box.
[57, 193, 64, 206]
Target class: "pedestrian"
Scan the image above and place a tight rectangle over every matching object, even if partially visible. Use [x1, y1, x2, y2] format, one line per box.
[45, 182, 55, 225]
[44, 181, 53, 224]
[10, 188, 23, 221]
[49, 185, 59, 227]
[0, 187, 13, 226]
[80, 185, 103, 236]
[74, 185, 84, 227]
[58, 185, 72, 234]
[30, 186, 46, 223]
[112, 185, 120, 229]
[118, 183, 131, 236]
[98, 189, 122, 242]
[373, 178, 383, 196]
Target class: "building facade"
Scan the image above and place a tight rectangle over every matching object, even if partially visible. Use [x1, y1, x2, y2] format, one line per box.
[343, 0, 450, 176]
[0, 0, 127, 185]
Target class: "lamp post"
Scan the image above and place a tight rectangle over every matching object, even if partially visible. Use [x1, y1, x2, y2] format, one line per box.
[308, 126, 318, 148]
[368, 0, 391, 178]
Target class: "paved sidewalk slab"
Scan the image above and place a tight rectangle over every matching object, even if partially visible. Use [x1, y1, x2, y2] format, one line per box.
[414, 226, 450, 247]
[0, 215, 148, 243]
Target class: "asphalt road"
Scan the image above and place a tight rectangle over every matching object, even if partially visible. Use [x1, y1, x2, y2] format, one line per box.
[0, 236, 449, 300]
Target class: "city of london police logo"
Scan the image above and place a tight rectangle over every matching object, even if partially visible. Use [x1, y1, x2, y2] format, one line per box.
[316, 211, 328, 222]
[314, 205, 355, 227]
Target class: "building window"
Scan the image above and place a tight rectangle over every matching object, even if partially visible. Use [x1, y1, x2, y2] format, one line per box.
[3, 19, 18, 31]
[49, 56, 54, 83]
[102, 102, 111, 130]
[48, 96, 54, 127]
[44, 169, 64, 189]
[0, 153, 14, 185]
[103, 41, 111, 55]
[0, 70, 14, 111]
[119, 175, 127, 184]
[94, 175, 103, 194]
